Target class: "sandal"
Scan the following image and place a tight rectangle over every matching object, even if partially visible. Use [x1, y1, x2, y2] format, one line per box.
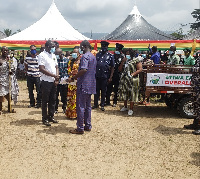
[145, 102, 150, 106]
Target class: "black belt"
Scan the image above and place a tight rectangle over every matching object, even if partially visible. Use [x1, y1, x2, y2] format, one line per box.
[27, 74, 40, 78]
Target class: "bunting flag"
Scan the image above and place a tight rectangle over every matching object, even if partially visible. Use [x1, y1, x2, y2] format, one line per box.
[94, 39, 200, 51]
[0, 39, 199, 51]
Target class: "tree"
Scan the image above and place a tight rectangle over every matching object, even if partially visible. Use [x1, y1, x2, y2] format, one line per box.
[190, 9, 200, 30]
[4, 28, 12, 37]
[170, 28, 185, 40]
[3, 28, 21, 37]
[12, 29, 21, 35]
[187, 29, 195, 36]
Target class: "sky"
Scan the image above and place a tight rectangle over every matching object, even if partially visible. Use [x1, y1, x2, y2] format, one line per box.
[0, 0, 199, 34]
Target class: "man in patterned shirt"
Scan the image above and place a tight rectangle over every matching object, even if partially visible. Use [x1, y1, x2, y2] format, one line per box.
[55, 48, 69, 114]
[167, 46, 180, 65]
[67, 40, 96, 134]
[24, 45, 41, 108]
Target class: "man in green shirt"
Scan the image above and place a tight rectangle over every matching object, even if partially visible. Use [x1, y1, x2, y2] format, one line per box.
[183, 49, 195, 65]
[167, 46, 180, 65]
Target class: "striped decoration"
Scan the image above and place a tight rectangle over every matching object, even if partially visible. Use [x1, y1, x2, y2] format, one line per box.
[0, 39, 199, 51]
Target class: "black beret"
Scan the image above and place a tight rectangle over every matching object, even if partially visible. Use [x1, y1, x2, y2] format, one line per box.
[100, 41, 110, 46]
[115, 43, 124, 50]
[152, 46, 157, 51]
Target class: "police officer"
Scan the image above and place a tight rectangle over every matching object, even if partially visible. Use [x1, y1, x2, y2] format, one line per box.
[92, 41, 115, 111]
[106, 43, 124, 107]
[183, 56, 200, 135]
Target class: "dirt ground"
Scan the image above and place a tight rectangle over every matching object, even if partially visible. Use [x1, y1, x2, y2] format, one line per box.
[0, 80, 199, 179]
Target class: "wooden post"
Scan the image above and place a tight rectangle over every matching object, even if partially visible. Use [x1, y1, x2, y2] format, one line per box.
[22, 50, 24, 59]
[8, 56, 12, 112]
[191, 39, 196, 57]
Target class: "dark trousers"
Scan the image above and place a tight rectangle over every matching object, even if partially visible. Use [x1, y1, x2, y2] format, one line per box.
[193, 117, 200, 126]
[41, 81, 57, 119]
[192, 85, 200, 126]
[76, 90, 92, 131]
[55, 84, 68, 111]
[27, 76, 41, 106]
[106, 76, 120, 105]
[94, 78, 107, 107]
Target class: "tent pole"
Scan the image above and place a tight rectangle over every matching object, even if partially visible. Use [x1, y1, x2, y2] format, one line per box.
[22, 50, 24, 60]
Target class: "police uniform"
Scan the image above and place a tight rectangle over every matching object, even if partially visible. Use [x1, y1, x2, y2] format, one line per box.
[106, 43, 124, 106]
[184, 56, 200, 134]
[93, 41, 115, 110]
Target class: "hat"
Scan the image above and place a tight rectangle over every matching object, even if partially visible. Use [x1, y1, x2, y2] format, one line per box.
[100, 41, 110, 46]
[184, 48, 191, 53]
[152, 46, 157, 51]
[115, 43, 124, 50]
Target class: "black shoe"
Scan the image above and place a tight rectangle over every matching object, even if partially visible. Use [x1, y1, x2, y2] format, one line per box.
[62, 109, 66, 114]
[35, 104, 41, 108]
[184, 124, 199, 130]
[42, 119, 51, 126]
[101, 107, 105, 111]
[92, 105, 98, 109]
[48, 116, 58, 123]
[28, 104, 35, 108]
[192, 129, 200, 135]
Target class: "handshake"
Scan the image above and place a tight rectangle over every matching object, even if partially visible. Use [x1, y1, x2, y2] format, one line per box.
[60, 76, 77, 85]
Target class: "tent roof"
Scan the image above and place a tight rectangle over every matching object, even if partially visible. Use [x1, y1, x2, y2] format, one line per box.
[103, 6, 173, 41]
[3, 1, 89, 41]
[0, 31, 6, 40]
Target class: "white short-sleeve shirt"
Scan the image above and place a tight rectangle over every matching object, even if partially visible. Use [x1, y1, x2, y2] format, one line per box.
[38, 50, 58, 82]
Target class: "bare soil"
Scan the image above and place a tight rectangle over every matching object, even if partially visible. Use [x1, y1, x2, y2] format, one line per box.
[0, 80, 199, 179]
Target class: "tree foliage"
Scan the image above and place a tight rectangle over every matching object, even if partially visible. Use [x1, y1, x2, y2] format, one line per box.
[4, 28, 12, 37]
[190, 9, 200, 30]
[3, 28, 21, 37]
[170, 28, 185, 40]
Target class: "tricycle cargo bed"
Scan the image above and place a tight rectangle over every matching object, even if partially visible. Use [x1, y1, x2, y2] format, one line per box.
[141, 64, 194, 119]
[142, 65, 192, 98]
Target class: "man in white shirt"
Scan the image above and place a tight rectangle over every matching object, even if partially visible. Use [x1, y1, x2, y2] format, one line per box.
[38, 40, 59, 126]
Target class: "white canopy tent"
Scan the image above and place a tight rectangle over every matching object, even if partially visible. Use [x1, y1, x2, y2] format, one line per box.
[3, 1, 89, 40]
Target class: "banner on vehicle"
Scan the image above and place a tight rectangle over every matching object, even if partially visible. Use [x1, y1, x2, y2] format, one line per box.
[146, 73, 192, 87]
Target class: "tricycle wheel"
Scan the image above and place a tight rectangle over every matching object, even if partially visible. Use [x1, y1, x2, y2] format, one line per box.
[177, 97, 194, 119]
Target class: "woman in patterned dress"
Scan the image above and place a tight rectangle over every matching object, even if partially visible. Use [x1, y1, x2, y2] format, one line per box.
[118, 48, 143, 116]
[65, 47, 80, 119]
[0, 46, 19, 114]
